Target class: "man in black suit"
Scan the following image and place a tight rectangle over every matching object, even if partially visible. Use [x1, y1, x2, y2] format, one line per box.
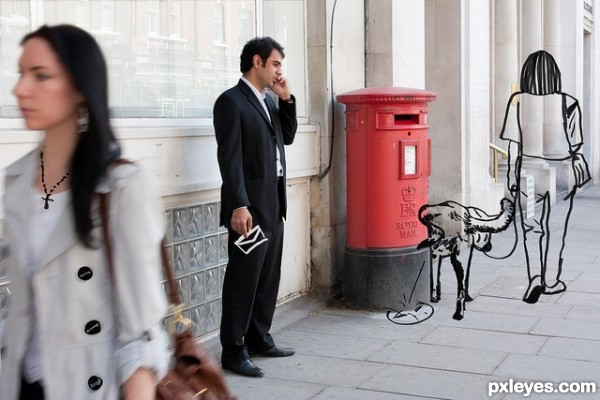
[213, 37, 298, 378]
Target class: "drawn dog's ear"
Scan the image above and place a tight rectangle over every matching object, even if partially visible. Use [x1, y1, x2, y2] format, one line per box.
[417, 238, 436, 250]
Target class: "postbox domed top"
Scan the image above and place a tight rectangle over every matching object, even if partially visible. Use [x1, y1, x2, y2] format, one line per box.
[336, 86, 437, 104]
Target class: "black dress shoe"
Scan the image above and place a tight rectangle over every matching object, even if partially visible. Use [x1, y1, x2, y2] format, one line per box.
[252, 346, 295, 357]
[222, 359, 265, 377]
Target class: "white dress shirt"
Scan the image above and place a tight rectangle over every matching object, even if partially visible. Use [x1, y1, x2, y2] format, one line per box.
[240, 76, 283, 177]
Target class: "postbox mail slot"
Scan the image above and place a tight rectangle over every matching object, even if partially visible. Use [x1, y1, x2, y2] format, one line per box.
[394, 114, 420, 125]
[376, 111, 421, 129]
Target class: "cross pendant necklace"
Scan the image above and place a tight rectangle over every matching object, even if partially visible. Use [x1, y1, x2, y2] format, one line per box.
[42, 193, 54, 209]
[40, 149, 70, 210]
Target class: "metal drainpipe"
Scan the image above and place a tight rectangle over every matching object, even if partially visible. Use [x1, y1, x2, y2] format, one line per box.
[364, 0, 370, 88]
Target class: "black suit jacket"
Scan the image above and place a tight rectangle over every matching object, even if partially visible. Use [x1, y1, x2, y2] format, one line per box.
[214, 80, 298, 232]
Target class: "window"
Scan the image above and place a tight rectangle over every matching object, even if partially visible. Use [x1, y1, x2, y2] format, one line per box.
[148, 0, 159, 35]
[0, 1, 30, 118]
[9, 0, 29, 18]
[74, 0, 90, 28]
[262, 0, 306, 117]
[100, 0, 114, 31]
[213, 3, 225, 44]
[0, 0, 306, 119]
[169, 0, 181, 38]
[238, 8, 253, 47]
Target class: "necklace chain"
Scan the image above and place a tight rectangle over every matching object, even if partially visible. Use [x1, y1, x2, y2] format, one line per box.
[40, 149, 70, 210]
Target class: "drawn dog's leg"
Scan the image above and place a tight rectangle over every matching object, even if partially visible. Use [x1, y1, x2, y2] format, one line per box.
[464, 245, 475, 302]
[450, 248, 466, 320]
[429, 250, 436, 302]
[430, 252, 443, 302]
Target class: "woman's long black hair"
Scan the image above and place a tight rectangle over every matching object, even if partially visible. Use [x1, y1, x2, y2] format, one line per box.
[520, 50, 562, 95]
[22, 25, 121, 246]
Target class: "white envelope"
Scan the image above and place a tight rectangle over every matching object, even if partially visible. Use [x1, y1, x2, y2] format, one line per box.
[234, 225, 268, 254]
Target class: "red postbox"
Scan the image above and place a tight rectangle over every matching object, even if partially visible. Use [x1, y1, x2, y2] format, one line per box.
[337, 87, 436, 311]
[338, 87, 436, 249]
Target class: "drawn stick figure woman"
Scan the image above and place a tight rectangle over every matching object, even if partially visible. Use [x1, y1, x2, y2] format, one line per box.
[500, 50, 591, 304]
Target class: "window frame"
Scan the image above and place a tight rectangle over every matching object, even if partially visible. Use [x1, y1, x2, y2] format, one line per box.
[0, 0, 308, 124]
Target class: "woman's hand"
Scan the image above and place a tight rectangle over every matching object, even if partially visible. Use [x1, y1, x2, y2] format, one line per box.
[123, 368, 157, 400]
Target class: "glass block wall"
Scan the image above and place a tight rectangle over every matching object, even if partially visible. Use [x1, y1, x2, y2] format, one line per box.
[0, 245, 8, 338]
[163, 201, 228, 340]
[0, 201, 227, 343]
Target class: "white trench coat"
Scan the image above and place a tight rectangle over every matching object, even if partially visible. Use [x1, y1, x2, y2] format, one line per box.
[0, 149, 170, 400]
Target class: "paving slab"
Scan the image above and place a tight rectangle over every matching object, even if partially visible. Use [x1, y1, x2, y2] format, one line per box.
[288, 310, 436, 342]
[531, 317, 600, 341]
[433, 308, 540, 334]
[546, 249, 597, 264]
[420, 326, 547, 354]
[271, 295, 328, 331]
[489, 265, 528, 278]
[361, 364, 495, 400]
[557, 261, 600, 273]
[496, 378, 599, 399]
[311, 386, 442, 400]
[478, 276, 533, 300]
[274, 328, 390, 360]
[556, 291, 600, 307]
[502, 388, 598, 400]
[492, 353, 600, 382]
[538, 337, 600, 363]
[368, 341, 507, 375]
[224, 375, 325, 400]
[565, 305, 600, 322]
[477, 276, 565, 304]
[465, 296, 572, 318]
[568, 271, 600, 293]
[250, 353, 388, 388]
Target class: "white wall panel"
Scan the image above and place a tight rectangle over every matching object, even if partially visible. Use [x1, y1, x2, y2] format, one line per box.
[0, 124, 319, 225]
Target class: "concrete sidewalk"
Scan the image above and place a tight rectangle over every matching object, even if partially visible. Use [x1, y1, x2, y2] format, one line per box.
[212, 184, 600, 399]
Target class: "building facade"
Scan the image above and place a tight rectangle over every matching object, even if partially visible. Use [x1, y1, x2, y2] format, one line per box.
[0, 0, 598, 342]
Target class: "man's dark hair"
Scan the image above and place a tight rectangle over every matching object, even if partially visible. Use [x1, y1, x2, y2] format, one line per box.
[240, 37, 285, 73]
[22, 25, 121, 246]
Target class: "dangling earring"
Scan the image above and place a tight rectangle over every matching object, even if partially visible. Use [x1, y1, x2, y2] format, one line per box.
[78, 106, 89, 133]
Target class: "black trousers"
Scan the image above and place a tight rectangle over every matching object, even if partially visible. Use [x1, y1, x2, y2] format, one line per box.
[20, 377, 45, 400]
[220, 208, 284, 364]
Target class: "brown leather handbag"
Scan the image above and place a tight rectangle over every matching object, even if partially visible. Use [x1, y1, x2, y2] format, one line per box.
[100, 192, 236, 400]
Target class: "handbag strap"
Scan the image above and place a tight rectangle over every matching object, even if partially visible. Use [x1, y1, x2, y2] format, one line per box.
[98, 170, 181, 307]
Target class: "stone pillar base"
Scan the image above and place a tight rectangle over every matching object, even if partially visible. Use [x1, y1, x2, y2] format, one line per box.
[554, 160, 573, 194]
[523, 161, 556, 206]
[498, 165, 535, 219]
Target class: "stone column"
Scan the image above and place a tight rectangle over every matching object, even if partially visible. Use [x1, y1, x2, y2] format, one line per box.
[544, 0, 571, 191]
[494, 0, 521, 203]
[521, 0, 544, 157]
[424, 0, 462, 203]
[543, 0, 564, 157]
[365, 0, 393, 87]
[494, 0, 519, 146]
[307, 0, 366, 296]
[521, 0, 556, 203]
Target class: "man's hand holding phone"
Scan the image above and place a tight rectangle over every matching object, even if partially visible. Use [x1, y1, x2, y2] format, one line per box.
[271, 75, 292, 102]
